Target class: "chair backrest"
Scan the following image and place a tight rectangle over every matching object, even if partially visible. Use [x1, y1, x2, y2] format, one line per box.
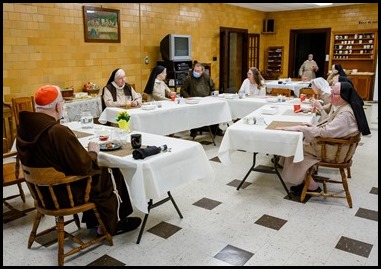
[270, 88, 292, 97]
[316, 133, 361, 167]
[3, 102, 15, 149]
[299, 88, 315, 99]
[3, 138, 26, 206]
[11, 96, 36, 127]
[21, 165, 94, 212]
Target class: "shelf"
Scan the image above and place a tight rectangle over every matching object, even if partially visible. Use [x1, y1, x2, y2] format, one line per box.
[265, 46, 283, 76]
[331, 30, 377, 101]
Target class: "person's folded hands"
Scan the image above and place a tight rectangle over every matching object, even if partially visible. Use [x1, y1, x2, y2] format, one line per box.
[88, 141, 100, 154]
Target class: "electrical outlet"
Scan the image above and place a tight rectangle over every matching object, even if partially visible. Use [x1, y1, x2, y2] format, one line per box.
[144, 56, 149, 64]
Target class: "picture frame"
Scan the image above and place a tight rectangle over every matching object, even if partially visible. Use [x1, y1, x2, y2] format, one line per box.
[83, 6, 120, 43]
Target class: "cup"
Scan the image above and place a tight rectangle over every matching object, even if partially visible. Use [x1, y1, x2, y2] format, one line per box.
[80, 110, 93, 129]
[130, 133, 142, 149]
[126, 96, 132, 109]
[212, 90, 219, 97]
[170, 92, 176, 101]
[293, 104, 301, 112]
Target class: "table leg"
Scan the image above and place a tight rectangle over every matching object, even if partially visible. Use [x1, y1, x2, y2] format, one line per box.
[236, 153, 292, 199]
[136, 191, 183, 244]
[207, 126, 216, 146]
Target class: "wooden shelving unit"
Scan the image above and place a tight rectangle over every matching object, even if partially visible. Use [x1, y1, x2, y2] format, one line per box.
[331, 30, 377, 100]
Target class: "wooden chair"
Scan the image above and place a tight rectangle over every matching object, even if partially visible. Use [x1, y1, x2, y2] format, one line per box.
[3, 102, 15, 151]
[3, 138, 28, 211]
[11, 96, 36, 127]
[300, 133, 361, 208]
[269, 88, 292, 97]
[299, 88, 315, 99]
[21, 164, 113, 266]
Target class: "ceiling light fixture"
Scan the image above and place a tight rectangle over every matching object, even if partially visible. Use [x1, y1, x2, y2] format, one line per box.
[313, 3, 333, 6]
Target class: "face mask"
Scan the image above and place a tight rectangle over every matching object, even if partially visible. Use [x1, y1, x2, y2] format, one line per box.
[193, 71, 201, 78]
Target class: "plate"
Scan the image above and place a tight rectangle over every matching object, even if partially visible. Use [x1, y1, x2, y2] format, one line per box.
[224, 93, 235, 99]
[99, 143, 122, 151]
[185, 97, 202, 104]
[266, 97, 278, 103]
[141, 104, 156, 110]
[261, 107, 278, 115]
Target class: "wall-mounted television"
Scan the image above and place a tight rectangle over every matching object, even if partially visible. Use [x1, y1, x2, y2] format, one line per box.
[160, 34, 192, 62]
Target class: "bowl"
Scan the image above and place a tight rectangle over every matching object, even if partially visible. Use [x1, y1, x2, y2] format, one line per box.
[61, 88, 74, 99]
[94, 128, 111, 141]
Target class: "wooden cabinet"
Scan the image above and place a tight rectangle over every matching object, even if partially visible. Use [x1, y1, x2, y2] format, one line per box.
[265, 46, 283, 79]
[347, 74, 374, 101]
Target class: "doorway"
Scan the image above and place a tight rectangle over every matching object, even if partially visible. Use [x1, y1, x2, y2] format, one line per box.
[288, 28, 331, 79]
[219, 27, 248, 93]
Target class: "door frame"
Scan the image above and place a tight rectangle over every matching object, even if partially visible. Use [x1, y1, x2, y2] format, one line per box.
[288, 28, 331, 79]
[219, 27, 248, 93]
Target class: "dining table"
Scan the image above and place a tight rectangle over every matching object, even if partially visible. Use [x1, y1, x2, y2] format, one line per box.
[98, 97, 232, 145]
[63, 96, 102, 122]
[219, 94, 303, 119]
[265, 80, 311, 97]
[218, 103, 317, 197]
[66, 122, 215, 243]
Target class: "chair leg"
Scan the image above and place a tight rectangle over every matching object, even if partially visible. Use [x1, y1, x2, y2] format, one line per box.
[300, 167, 314, 202]
[347, 167, 351, 178]
[17, 182, 26, 203]
[28, 211, 43, 248]
[56, 216, 65, 266]
[340, 168, 353, 208]
[73, 213, 80, 228]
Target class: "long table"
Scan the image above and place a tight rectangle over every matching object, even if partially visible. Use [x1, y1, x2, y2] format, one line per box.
[221, 95, 304, 119]
[218, 104, 316, 196]
[67, 122, 215, 243]
[265, 80, 311, 97]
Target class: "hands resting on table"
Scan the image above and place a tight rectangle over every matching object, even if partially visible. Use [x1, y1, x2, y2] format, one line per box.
[275, 122, 313, 132]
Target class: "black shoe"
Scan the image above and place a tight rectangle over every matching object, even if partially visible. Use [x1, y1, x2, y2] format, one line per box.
[216, 129, 224, 136]
[291, 183, 322, 196]
[290, 182, 305, 194]
[115, 217, 142, 235]
[190, 130, 198, 139]
[271, 156, 283, 168]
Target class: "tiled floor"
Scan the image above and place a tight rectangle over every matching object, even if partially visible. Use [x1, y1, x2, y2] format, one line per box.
[3, 102, 378, 266]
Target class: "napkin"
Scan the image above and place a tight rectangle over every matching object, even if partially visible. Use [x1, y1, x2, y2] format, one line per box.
[132, 146, 161, 160]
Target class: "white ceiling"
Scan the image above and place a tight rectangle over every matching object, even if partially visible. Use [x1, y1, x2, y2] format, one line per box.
[226, 3, 364, 12]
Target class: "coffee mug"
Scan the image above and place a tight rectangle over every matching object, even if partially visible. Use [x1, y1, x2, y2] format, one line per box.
[130, 133, 142, 149]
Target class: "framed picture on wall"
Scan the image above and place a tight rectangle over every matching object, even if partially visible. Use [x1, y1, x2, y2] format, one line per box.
[83, 6, 120, 43]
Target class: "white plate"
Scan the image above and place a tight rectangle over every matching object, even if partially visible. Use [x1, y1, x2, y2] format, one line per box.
[224, 93, 235, 99]
[266, 97, 278, 103]
[141, 104, 156, 110]
[261, 107, 278, 115]
[185, 97, 202, 104]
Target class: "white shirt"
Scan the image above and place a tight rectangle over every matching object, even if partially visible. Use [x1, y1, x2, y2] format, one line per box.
[238, 78, 266, 96]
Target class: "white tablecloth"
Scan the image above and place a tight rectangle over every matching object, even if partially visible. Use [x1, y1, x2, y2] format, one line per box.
[218, 104, 316, 164]
[67, 122, 215, 213]
[98, 97, 232, 135]
[222, 95, 303, 119]
[265, 80, 311, 97]
[64, 97, 102, 122]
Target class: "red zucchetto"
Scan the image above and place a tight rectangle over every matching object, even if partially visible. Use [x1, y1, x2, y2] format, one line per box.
[35, 85, 59, 106]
